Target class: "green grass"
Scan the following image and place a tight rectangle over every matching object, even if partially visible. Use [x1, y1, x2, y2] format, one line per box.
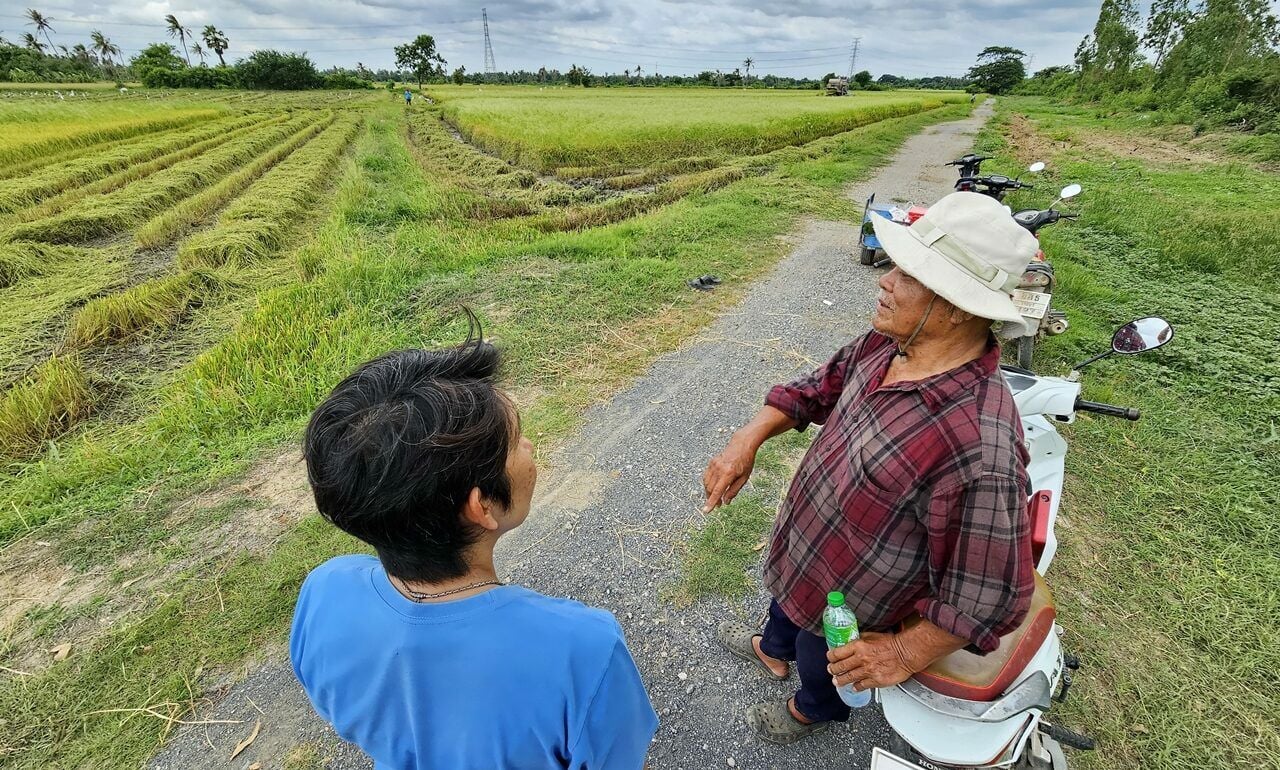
[674, 430, 812, 603]
[0, 96, 969, 768]
[432, 85, 961, 171]
[0, 355, 93, 461]
[977, 96, 1278, 770]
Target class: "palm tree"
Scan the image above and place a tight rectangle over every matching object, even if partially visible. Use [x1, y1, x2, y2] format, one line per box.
[90, 29, 120, 70]
[634, 64, 643, 81]
[742, 57, 753, 86]
[201, 25, 229, 67]
[71, 43, 92, 64]
[191, 41, 206, 65]
[21, 32, 44, 53]
[165, 14, 190, 65]
[25, 9, 55, 53]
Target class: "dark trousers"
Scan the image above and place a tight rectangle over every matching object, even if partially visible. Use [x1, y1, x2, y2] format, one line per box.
[758, 599, 851, 723]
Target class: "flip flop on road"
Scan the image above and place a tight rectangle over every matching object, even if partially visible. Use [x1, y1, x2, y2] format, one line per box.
[687, 274, 722, 291]
[716, 620, 790, 681]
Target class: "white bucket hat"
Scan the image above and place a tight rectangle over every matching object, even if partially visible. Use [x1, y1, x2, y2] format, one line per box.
[872, 191, 1039, 338]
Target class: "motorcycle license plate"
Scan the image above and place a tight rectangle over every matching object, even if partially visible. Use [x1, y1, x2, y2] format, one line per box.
[870, 747, 919, 770]
[1011, 289, 1051, 319]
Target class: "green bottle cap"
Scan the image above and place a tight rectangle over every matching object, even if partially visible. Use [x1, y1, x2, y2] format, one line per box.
[828, 591, 845, 607]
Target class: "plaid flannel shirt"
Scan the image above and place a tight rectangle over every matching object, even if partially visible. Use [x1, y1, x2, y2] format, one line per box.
[762, 330, 1033, 652]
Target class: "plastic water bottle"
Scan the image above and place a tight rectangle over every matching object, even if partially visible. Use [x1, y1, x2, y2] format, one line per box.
[822, 591, 872, 708]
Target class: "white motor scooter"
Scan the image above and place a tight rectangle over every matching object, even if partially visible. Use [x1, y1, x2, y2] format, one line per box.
[871, 317, 1175, 770]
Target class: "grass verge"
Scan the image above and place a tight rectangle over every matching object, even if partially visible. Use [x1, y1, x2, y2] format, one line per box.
[979, 96, 1278, 770]
[673, 430, 812, 604]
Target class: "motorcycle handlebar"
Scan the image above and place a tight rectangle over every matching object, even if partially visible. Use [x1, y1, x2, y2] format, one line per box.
[1074, 398, 1141, 421]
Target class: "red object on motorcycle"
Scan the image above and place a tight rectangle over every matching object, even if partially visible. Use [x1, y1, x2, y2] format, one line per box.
[906, 572, 1057, 701]
[1029, 489, 1052, 564]
[906, 205, 928, 224]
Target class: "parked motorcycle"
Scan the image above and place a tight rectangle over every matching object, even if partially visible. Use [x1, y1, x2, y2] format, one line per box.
[1007, 183, 1083, 369]
[957, 161, 1045, 201]
[945, 153, 993, 180]
[857, 162, 1046, 267]
[870, 317, 1174, 770]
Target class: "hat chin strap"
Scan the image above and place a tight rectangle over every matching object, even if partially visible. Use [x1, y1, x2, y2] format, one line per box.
[896, 294, 938, 358]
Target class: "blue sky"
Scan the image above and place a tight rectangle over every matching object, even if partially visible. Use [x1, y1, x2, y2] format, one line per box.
[1, 0, 1111, 77]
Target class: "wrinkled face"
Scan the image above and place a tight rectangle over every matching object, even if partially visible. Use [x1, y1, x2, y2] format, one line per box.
[872, 267, 938, 339]
[497, 402, 537, 533]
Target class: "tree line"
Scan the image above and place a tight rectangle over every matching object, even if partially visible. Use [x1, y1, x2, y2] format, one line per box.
[966, 0, 1278, 137]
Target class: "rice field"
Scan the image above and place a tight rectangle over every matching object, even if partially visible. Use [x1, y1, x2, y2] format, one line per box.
[0, 92, 368, 467]
[433, 85, 962, 170]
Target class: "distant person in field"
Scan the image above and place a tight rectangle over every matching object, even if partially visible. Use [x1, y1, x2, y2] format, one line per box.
[404, 88, 412, 106]
[291, 318, 657, 769]
[702, 192, 1036, 744]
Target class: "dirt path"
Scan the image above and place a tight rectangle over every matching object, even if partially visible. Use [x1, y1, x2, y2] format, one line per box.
[149, 102, 994, 770]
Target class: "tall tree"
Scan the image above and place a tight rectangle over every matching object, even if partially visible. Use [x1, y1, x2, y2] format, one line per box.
[634, 64, 643, 80]
[202, 25, 229, 67]
[191, 41, 205, 65]
[1144, 0, 1191, 67]
[90, 30, 120, 70]
[742, 57, 753, 86]
[966, 46, 1027, 94]
[20, 31, 45, 53]
[165, 14, 191, 65]
[1078, 0, 1142, 92]
[25, 9, 55, 53]
[394, 35, 447, 88]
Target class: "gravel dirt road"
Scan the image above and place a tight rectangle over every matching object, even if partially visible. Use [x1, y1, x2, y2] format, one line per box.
[149, 101, 993, 770]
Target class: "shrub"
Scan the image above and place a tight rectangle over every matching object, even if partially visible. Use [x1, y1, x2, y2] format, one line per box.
[235, 50, 322, 90]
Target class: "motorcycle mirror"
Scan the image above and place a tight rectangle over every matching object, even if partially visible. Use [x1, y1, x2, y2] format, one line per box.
[1112, 316, 1174, 355]
[1072, 316, 1174, 372]
[1059, 183, 1082, 200]
[1028, 161, 1046, 173]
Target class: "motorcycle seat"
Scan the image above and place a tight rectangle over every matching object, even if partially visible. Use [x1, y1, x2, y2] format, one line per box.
[902, 571, 1056, 702]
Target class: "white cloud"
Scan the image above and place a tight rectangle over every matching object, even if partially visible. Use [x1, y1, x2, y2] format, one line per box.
[4, 0, 1103, 77]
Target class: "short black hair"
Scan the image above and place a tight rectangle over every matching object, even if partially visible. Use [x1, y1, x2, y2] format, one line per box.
[303, 327, 513, 582]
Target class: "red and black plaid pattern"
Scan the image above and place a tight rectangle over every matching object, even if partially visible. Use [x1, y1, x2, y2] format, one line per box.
[762, 331, 1033, 652]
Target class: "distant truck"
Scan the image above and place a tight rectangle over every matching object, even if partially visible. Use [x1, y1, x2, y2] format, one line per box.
[826, 77, 849, 96]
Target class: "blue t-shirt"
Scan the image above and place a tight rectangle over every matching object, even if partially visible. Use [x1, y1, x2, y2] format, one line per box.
[290, 555, 658, 770]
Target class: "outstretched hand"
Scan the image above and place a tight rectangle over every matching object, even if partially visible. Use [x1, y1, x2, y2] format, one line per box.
[826, 631, 916, 691]
[701, 437, 758, 513]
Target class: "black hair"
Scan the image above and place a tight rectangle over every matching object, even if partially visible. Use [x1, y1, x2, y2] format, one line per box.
[303, 320, 513, 582]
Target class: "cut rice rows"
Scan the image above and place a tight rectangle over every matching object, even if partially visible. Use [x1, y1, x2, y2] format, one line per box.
[0, 106, 361, 462]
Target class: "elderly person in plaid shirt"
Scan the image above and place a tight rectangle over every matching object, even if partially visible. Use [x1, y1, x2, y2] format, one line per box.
[703, 191, 1039, 744]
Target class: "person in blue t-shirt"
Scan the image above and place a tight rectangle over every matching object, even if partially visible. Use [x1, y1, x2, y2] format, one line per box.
[291, 319, 657, 769]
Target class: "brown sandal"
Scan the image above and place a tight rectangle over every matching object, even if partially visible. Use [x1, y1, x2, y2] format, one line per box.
[716, 620, 790, 681]
[746, 697, 831, 745]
